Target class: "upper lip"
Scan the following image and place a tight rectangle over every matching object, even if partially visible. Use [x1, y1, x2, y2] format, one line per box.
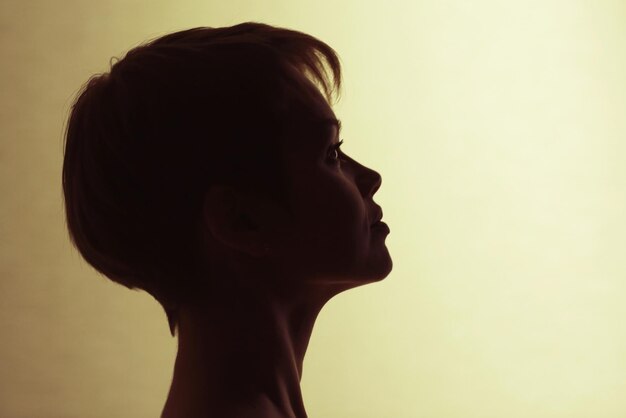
[371, 207, 383, 226]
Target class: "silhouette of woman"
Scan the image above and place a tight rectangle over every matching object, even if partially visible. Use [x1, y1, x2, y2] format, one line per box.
[62, 22, 392, 418]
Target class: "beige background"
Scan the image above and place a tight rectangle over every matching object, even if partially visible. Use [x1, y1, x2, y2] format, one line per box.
[2, 0, 626, 417]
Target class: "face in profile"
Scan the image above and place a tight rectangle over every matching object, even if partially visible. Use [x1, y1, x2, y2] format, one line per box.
[202, 72, 392, 302]
[254, 91, 393, 293]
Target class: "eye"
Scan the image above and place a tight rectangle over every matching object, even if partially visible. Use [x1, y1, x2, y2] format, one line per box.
[328, 139, 345, 164]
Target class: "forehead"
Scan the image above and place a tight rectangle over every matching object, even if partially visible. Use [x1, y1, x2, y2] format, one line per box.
[277, 69, 340, 154]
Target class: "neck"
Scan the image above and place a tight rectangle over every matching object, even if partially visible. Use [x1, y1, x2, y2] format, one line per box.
[161, 278, 340, 418]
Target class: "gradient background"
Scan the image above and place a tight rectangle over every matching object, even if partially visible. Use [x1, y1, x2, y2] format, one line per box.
[2, 0, 626, 417]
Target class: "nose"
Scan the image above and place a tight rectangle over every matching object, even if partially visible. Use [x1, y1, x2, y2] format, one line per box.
[353, 160, 382, 199]
[365, 169, 382, 199]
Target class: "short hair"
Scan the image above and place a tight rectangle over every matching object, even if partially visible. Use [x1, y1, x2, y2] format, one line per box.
[62, 22, 342, 337]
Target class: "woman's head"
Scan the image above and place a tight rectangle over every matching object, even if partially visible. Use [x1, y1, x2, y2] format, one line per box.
[62, 22, 391, 338]
[200, 77, 392, 297]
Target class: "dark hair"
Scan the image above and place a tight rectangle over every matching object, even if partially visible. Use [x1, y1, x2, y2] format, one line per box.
[62, 22, 342, 337]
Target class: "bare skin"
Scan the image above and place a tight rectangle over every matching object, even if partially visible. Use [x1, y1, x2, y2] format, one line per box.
[161, 271, 349, 417]
[160, 82, 392, 418]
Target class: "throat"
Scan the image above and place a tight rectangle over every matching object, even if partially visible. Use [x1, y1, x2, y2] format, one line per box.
[161, 290, 318, 418]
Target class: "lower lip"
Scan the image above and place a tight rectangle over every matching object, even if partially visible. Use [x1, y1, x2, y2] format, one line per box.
[371, 221, 390, 233]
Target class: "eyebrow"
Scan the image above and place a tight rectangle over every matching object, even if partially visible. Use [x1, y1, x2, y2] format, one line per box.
[319, 118, 342, 141]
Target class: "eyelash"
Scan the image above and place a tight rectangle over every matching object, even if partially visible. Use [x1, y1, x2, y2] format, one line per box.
[329, 139, 345, 163]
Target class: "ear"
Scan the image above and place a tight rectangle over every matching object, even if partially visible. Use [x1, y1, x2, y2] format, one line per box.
[201, 185, 266, 256]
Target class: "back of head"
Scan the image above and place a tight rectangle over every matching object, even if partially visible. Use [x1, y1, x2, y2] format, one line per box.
[61, 22, 342, 337]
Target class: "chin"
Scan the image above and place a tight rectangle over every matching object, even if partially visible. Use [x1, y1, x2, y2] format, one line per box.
[347, 266, 393, 287]
[363, 250, 393, 281]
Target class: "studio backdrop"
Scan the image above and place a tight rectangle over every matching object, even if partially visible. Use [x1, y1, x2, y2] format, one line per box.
[2, 0, 626, 417]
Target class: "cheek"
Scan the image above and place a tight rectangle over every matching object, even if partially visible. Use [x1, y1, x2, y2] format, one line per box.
[315, 185, 369, 254]
[285, 166, 367, 246]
